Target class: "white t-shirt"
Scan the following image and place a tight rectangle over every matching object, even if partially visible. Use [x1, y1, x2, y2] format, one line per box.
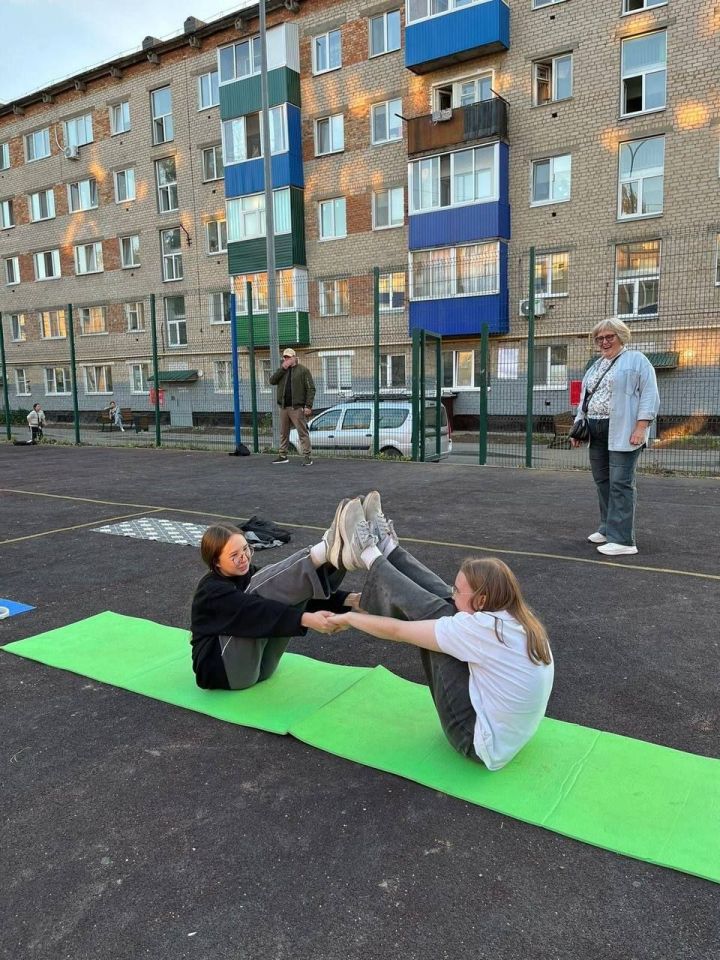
[435, 610, 554, 770]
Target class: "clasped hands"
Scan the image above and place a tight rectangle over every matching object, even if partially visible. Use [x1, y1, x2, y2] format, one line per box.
[301, 593, 361, 635]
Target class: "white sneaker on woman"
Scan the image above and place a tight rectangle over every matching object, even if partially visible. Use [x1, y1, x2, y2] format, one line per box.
[587, 532, 607, 544]
[597, 543, 638, 556]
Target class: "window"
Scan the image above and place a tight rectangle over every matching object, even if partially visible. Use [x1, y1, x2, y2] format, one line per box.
[716, 236, 720, 286]
[496, 347, 519, 380]
[124, 301, 145, 332]
[315, 115, 344, 156]
[202, 145, 223, 181]
[370, 10, 401, 57]
[379, 272, 406, 311]
[198, 70, 219, 110]
[0, 142, 9, 170]
[4, 257, 19, 285]
[78, 306, 107, 335]
[209, 292, 232, 324]
[623, 0, 666, 13]
[68, 178, 98, 212]
[531, 155, 571, 205]
[45, 367, 71, 395]
[226, 188, 291, 242]
[120, 235, 140, 268]
[161, 228, 183, 281]
[0, 199, 15, 228]
[534, 252, 569, 297]
[10, 314, 26, 341]
[234, 268, 308, 314]
[621, 31, 666, 116]
[313, 30, 342, 74]
[114, 168, 136, 203]
[618, 136, 664, 219]
[323, 353, 352, 392]
[373, 187, 404, 229]
[110, 101, 131, 135]
[221, 106, 287, 164]
[615, 240, 661, 317]
[74, 242, 104, 275]
[130, 363, 150, 393]
[33, 250, 61, 281]
[434, 74, 492, 110]
[319, 278, 349, 316]
[533, 54, 573, 105]
[408, 0, 492, 23]
[25, 128, 51, 161]
[39, 309, 67, 338]
[218, 35, 261, 83]
[29, 188, 55, 221]
[84, 365, 113, 394]
[151, 87, 174, 144]
[380, 353, 406, 388]
[165, 296, 187, 346]
[410, 144, 498, 212]
[156, 158, 178, 212]
[15, 369, 30, 395]
[64, 114, 93, 149]
[214, 360, 233, 392]
[442, 349, 482, 389]
[206, 219, 228, 254]
[531, 0, 566, 7]
[371, 99, 402, 145]
[411, 242, 499, 300]
[534, 345, 568, 389]
[319, 198, 347, 240]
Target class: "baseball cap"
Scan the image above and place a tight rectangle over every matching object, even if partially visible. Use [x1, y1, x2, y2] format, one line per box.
[282, 348, 297, 357]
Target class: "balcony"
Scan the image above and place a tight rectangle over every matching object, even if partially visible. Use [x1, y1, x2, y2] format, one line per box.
[407, 98, 508, 156]
[405, 0, 509, 74]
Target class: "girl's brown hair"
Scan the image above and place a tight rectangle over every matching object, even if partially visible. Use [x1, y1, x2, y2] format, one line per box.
[200, 523, 245, 573]
[458, 557, 552, 665]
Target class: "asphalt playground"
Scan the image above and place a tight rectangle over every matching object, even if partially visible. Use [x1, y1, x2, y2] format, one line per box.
[1, 444, 719, 960]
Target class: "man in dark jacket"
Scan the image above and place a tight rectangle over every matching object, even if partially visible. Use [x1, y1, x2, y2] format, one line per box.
[268, 348, 316, 465]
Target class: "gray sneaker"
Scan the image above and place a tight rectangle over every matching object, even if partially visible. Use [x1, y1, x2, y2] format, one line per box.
[338, 499, 378, 571]
[272, 455, 289, 464]
[302, 456, 313, 466]
[362, 490, 398, 546]
[323, 498, 349, 569]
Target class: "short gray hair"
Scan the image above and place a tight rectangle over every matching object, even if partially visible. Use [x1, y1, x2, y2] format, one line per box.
[590, 318, 632, 345]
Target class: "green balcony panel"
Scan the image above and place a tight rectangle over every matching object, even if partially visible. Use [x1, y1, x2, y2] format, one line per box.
[219, 66, 301, 121]
[228, 231, 306, 274]
[235, 311, 310, 347]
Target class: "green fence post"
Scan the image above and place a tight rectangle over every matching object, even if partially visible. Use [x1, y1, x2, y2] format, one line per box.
[247, 281, 259, 453]
[0, 314, 11, 441]
[411, 329, 421, 461]
[150, 294, 161, 447]
[479, 322, 489, 465]
[525, 248, 536, 468]
[435, 335, 442, 461]
[67, 304, 81, 445]
[372, 267, 380, 456]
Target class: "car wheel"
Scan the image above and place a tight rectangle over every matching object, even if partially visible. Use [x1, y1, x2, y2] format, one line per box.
[379, 446, 403, 459]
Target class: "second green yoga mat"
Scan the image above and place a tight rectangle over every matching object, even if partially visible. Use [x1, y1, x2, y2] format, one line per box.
[5, 612, 720, 884]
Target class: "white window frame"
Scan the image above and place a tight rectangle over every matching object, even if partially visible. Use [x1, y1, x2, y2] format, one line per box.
[164, 296, 187, 347]
[39, 309, 67, 339]
[433, 72, 494, 111]
[198, 70, 220, 110]
[321, 351, 353, 394]
[214, 359, 233, 393]
[4, 256, 20, 286]
[209, 292, 232, 325]
[618, 136, 664, 220]
[379, 352, 407, 389]
[151, 86, 174, 144]
[218, 34, 261, 84]
[206, 219, 228, 255]
[534, 252, 569, 298]
[407, 0, 496, 25]
[114, 168, 136, 204]
[161, 228, 183, 282]
[68, 178, 98, 213]
[318, 197, 347, 241]
[615, 240, 661, 318]
[442, 348, 482, 391]
[372, 187, 404, 230]
[25, 128, 51, 162]
[530, 154, 572, 206]
[45, 366, 71, 396]
[110, 101, 131, 136]
[84, 364, 113, 395]
[370, 10, 401, 58]
[155, 158, 179, 212]
[533, 53, 573, 105]
[379, 272, 406, 312]
[120, 235, 140, 269]
[226, 188, 291, 243]
[129, 363, 150, 394]
[124, 301, 145, 332]
[496, 346, 519, 381]
[77, 306, 107, 336]
[319, 278, 349, 317]
[531, 0, 567, 8]
[221, 105, 287, 165]
[0, 142, 9, 170]
[63, 113, 93, 149]
[202, 145, 223, 182]
[33, 250, 61, 282]
[315, 115, 344, 156]
[74, 242, 104, 276]
[233, 268, 308, 315]
[10, 313, 26, 341]
[15, 368, 31, 396]
[622, 0, 666, 14]
[29, 188, 55, 222]
[312, 29, 342, 75]
[0, 199, 15, 229]
[533, 344, 568, 391]
[371, 99, 403, 145]
[621, 31, 667, 118]
[409, 143, 499, 213]
[410, 241, 500, 301]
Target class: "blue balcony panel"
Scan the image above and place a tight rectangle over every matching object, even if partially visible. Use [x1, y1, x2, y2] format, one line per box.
[224, 107, 303, 198]
[409, 293, 509, 337]
[406, 1, 509, 75]
[409, 200, 510, 249]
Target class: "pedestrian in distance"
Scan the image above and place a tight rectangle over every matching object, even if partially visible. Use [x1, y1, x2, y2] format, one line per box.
[269, 348, 315, 466]
[105, 400, 125, 432]
[571, 318, 660, 557]
[26, 403, 46, 443]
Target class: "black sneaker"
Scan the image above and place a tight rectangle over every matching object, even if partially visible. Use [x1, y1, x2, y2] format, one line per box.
[302, 456, 313, 466]
[272, 455, 289, 464]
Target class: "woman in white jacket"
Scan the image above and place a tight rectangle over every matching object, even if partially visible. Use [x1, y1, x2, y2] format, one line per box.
[571, 318, 660, 556]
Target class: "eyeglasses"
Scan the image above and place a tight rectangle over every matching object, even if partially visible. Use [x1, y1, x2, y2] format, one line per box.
[594, 334, 618, 344]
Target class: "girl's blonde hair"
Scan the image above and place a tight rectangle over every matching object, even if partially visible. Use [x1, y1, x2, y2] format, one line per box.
[590, 317, 632, 346]
[458, 557, 552, 665]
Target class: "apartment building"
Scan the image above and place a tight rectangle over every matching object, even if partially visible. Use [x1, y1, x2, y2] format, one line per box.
[2, 0, 719, 429]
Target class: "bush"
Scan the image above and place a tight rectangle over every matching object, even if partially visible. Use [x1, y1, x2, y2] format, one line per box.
[0, 407, 30, 426]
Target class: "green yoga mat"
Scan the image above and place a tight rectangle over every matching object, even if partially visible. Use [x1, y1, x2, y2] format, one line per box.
[5, 612, 720, 884]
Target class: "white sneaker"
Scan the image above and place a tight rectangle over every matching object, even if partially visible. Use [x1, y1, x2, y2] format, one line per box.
[587, 532, 607, 544]
[597, 543, 638, 556]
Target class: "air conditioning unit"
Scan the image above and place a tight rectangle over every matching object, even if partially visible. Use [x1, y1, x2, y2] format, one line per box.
[63, 145, 80, 160]
[431, 108, 453, 123]
[519, 298, 547, 317]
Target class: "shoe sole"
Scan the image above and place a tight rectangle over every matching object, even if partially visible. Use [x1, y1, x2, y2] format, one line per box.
[338, 499, 365, 570]
[273, 460, 289, 464]
[597, 546, 638, 556]
[326, 498, 349, 569]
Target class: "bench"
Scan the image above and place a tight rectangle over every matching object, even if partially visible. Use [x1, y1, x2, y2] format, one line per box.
[548, 412, 576, 449]
[98, 408, 137, 432]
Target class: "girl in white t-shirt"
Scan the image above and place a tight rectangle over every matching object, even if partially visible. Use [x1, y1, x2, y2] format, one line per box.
[328, 495, 554, 770]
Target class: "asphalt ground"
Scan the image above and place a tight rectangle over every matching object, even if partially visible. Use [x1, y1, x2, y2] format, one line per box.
[1, 444, 719, 960]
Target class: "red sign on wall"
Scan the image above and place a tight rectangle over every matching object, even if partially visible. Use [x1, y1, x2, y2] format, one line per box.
[569, 380, 582, 407]
[149, 388, 165, 405]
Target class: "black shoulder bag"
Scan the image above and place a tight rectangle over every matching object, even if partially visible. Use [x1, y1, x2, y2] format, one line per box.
[569, 355, 620, 443]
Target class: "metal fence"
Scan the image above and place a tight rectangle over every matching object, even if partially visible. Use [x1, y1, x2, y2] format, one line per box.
[1, 226, 719, 474]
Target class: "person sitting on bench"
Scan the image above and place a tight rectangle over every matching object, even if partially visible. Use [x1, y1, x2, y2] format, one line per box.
[326, 494, 554, 770]
[105, 401, 125, 432]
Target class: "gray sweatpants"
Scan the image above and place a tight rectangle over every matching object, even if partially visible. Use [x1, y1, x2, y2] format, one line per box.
[220, 548, 344, 690]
